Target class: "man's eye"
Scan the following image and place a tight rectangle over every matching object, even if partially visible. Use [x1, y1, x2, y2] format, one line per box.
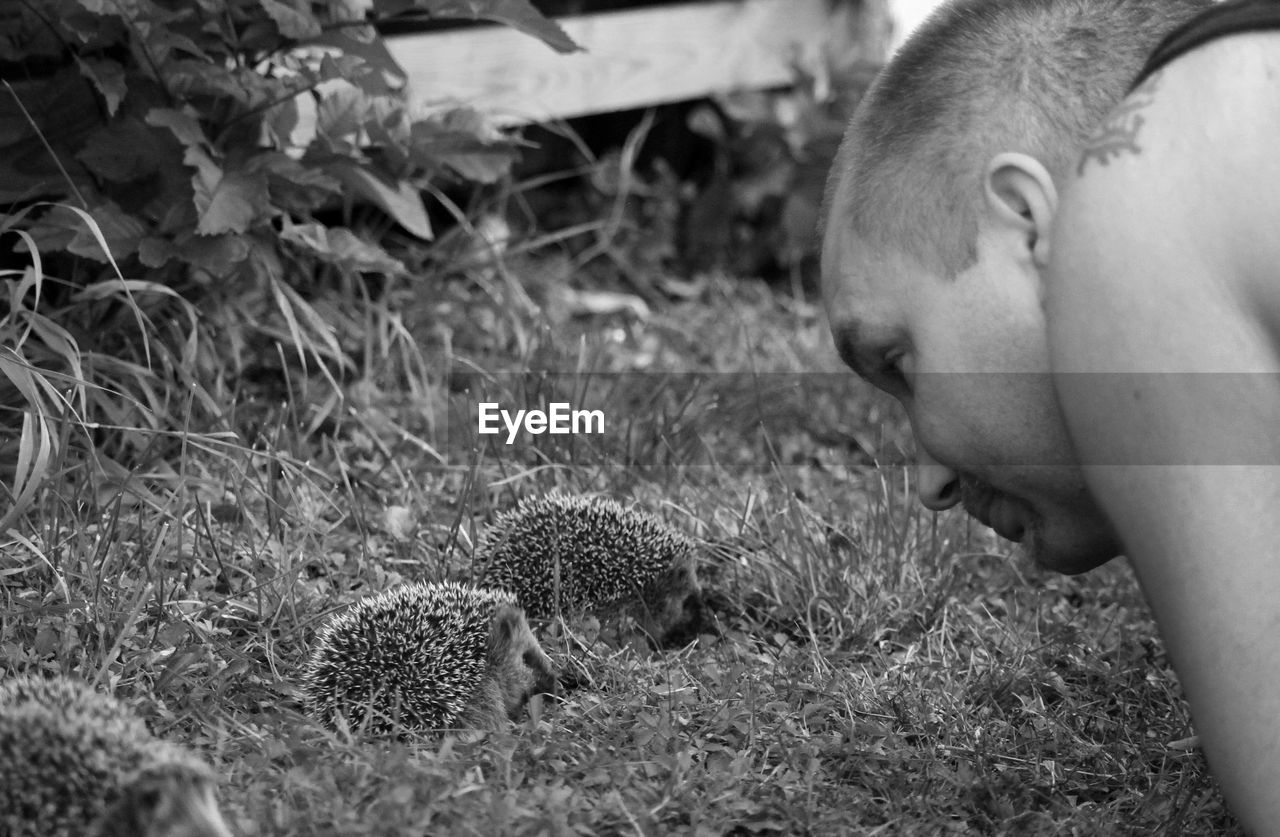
[879, 354, 911, 393]
[881, 355, 905, 382]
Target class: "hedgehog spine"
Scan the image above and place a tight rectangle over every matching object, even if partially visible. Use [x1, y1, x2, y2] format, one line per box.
[478, 493, 705, 646]
[0, 674, 230, 837]
[302, 580, 555, 735]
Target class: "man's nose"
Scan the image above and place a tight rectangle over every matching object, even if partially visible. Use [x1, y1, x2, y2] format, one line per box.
[916, 448, 962, 511]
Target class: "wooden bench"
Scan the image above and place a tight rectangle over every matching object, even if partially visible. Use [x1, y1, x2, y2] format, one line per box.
[384, 0, 890, 125]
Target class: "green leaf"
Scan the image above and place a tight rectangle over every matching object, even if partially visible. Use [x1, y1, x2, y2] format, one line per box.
[409, 108, 518, 183]
[77, 118, 164, 183]
[183, 145, 222, 194]
[259, 0, 323, 40]
[58, 2, 127, 51]
[73, 278, 183, 303]
[136, 10, 209, 66]
[0, 398, 54, 533]
[75, 57, 128, 116]
[279, 221, 406, 276]
[68, 203, 146, 261]
[0, 69, 102, 200]
[384, 0, 580, 54]
[262, 96, 302, 150]
[314, 81, 368, 152]
[192, 163, 270, 236]
[75, 0, 168, 19]
[315, 52, 388, 97]
[250, 152, 342, 214]
[20, 202, 145, 262]
[306, 27, 407, 95]
[138, 236, 177, 268]
[164, 60, 255, 107]
[177, 232, 252, 277]
[327, 161, 432, 240]
[1, 3, 64, 61]
[146, 107, 208, 147]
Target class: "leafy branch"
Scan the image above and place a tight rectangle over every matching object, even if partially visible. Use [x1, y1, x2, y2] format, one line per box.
[0, 0, 579, 524]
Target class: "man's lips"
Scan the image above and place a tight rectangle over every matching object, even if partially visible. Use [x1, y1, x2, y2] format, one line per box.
[961, 481, 1026, 542]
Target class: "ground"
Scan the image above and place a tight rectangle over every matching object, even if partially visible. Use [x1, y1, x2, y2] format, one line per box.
[0, 273, 1238, 835]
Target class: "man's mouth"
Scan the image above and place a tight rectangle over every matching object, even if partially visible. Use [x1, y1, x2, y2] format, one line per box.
[960, 480, 1026, 542]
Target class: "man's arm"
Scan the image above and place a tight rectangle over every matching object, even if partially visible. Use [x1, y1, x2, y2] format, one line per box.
[1048, 34, 1280, 833]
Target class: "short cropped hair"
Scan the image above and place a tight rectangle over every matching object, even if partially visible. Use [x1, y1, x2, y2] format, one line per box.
[825, 0, 1211, 277]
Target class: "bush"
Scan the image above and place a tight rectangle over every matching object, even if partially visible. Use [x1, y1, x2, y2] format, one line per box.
[0, 0, 577, 527]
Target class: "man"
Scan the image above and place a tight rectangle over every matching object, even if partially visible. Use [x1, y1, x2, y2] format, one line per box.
[819, 0, 1280, 831]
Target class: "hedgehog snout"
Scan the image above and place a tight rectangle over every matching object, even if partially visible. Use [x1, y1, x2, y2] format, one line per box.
[657, 590, 711, 648]
[489, 603, 559, 721]
[680, 589, 710, 633]
[523, 647, 560, 699]
[96, 767, 233, 837]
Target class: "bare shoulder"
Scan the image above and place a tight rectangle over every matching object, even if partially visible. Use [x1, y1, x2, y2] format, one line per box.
[1076, 32, 1280, 180]
[1045, 37, 1280, 832]
[1051, 31, 1280, 372]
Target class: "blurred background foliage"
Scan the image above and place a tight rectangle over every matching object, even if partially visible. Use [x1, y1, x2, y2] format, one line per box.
[0, 0, 876, 530]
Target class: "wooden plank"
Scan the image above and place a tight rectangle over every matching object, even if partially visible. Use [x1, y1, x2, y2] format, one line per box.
[387, 0, 838, 125]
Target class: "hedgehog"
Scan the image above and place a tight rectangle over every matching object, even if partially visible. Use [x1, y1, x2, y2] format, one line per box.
[301, 581, 557, 735]
[476, 493, 707, 647]
[0, 674, 233, 837]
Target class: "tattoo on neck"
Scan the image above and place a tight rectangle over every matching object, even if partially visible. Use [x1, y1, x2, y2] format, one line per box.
[1077, 70, 1164, 176]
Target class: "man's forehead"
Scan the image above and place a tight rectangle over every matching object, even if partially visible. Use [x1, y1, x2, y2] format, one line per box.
[823, 239, 899, 328]
[821, 225, 918, 357]
[821, 223, 909, 303]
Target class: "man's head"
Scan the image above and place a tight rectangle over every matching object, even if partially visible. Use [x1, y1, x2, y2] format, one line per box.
[820, 0, 1210, 572]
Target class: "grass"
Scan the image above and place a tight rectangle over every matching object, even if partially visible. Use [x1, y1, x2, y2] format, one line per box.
[0, 272, 1239, 835]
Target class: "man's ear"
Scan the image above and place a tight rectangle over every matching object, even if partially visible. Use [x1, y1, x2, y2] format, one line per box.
[983, 152, 1058, 267]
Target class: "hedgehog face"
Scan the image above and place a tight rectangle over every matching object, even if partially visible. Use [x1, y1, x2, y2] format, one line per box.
[487, 604, 558, 720]
[634, 557, 708, 647]
[94, 763, 232, 837]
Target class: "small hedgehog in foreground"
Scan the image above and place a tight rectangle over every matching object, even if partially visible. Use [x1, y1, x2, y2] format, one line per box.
[477, 494, 707, 647]
[0, 674, 232, 837]
[302, 581, 557, 735]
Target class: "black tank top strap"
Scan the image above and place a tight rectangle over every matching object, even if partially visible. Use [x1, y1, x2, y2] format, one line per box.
[1131, 0, 1280, 90]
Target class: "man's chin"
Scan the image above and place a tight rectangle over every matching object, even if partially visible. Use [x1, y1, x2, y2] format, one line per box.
[1018, 518, 1121, 575]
